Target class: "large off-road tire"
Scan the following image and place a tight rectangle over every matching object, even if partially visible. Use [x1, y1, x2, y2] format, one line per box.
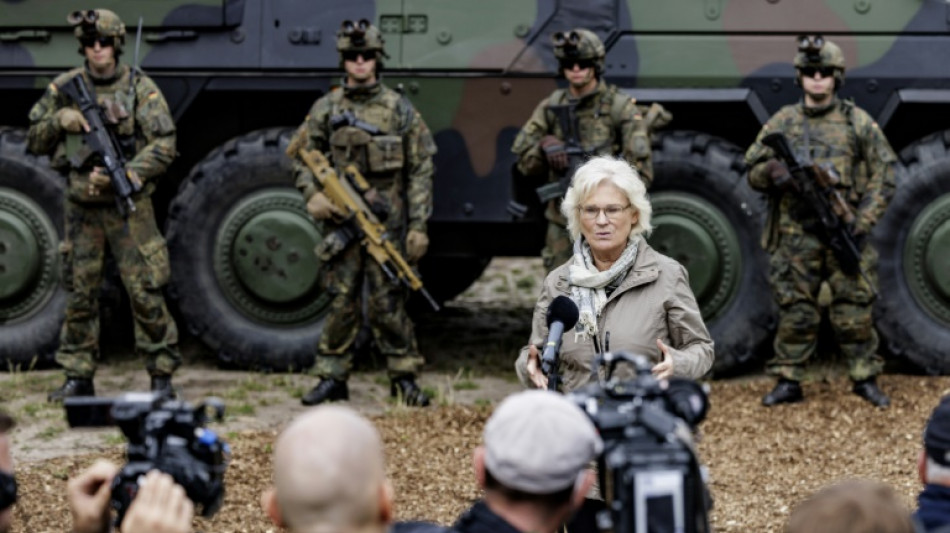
[0, 128, 65, 369]
[166, 128, 331, 371]
[874, 130, 950, 374]
[649, 131, 775, 376]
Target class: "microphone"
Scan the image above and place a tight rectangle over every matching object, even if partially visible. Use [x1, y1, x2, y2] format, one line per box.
[540, 296, 580, 376]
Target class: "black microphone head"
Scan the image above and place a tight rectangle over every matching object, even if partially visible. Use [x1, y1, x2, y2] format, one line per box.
[546, 295, 580, 330]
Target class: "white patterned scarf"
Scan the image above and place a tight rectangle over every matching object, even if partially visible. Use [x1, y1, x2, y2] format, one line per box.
[568, 235, 639, 342]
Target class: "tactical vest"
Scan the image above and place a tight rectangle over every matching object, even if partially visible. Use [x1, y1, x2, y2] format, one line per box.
[543, 84, 630, 157]
[325, 85, 414, 187]
[57, 65, 139, 172]
[785, 100, 867, 204]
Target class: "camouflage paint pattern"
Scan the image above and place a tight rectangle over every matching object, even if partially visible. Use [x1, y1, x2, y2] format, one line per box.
[763, 230, 882, 382]
[745, 97, 896, 381]
[290, 80, 435, 380]
[56, 197, 180, 378]
[27, 64, 176, 203]
[1, 0, 949, 370]
[25, 54, 180, 378]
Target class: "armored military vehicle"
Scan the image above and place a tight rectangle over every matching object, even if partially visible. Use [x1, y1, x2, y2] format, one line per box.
[1, 0, 947, 374]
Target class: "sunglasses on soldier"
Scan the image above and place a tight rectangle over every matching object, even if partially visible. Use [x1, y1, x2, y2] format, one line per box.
[342, 50, 377, 62]
[799, 66, 836, 78]
[80, 35, 114, 49]
[560, 58, 595, 71]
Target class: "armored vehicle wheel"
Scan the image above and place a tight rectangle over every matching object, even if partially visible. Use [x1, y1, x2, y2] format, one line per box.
[0, 128, 65, 369]
[874, 131, 950, 374]
[166, 128, 330, 371]
[648, 132, 775, 376]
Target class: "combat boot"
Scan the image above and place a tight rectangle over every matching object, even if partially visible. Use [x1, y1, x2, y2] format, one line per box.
[301, 378, 349, 406]
[852, 378, 890, 408]
[762, 379, 803, 407]
[150, 375, 175, 398]
[391, 377, 430, 407]
[48, 378, 95, 403]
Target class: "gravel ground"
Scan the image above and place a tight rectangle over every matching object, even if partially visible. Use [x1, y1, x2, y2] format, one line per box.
[3, 258, 947, 532]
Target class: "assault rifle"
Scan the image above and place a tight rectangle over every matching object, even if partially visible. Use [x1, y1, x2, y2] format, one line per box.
[296, 148, 439, 311]
[536, 103, 588, 203]
[59, 74, 142, 217]
[762, 132, 876, 292]
[329, 110, 381, 135]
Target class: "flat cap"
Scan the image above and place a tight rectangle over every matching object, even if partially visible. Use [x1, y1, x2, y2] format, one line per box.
[925, 395, 950, 466]
[484, 390, 603, 494]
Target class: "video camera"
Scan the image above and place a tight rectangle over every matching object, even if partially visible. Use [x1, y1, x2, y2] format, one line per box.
[569, 351, 712, 533]
[64, 391, 230, 527]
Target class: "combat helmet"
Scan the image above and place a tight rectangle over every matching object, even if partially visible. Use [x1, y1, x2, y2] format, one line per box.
[68, 9, 126, 56]
[794, 34, 845, 87]
[552, 29, 606, 76]
[336, 19, 389, 68]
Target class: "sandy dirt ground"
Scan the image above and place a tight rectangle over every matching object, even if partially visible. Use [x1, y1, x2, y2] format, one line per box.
[3, 257, 948, 532]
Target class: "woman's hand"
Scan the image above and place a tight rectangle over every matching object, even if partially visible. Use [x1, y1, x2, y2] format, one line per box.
[651, 338, 674, 380]
[525, 344, 549, 389]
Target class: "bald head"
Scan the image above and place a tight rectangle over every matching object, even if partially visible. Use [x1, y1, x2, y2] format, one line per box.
[273, 406, 388, 533]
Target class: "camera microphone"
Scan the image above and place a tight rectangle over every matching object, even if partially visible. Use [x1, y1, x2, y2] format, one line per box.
[541, 295, 580, 377]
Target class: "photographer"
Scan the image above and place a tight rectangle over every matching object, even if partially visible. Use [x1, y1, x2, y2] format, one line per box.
[0, 412, 15, 533]
[515, 156, 714, 392]
[67, 460, 194, 533]
[451, 390, 601, 533]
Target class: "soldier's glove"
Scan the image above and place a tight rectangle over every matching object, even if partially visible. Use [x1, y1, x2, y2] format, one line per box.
[406, 230, 429, 262]
[765, 159, 794, 190]
[56, 108, 89, 133]
[306, 192, 343, 220]
[539, 135, 569, 172]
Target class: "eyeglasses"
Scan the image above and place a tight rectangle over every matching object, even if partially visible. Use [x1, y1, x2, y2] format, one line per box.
[342, 50, 377, 62]
[560, 59, 595, 71]
[80, 35, 114, 49]
[799, 66, 836, 79]
[579, 204, 631, 220]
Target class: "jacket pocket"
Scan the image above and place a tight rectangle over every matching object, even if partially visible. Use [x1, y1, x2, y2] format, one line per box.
[329, 126, 372, 172]
[138, 236, 170, 288]
[366, 135, 404, 173]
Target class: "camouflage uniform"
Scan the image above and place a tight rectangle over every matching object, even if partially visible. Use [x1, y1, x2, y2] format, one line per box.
[27, 50, 180, 377]
[512, 29, 669, 272]
[291, 81, 437, 381]
[745, 98, 896, 382]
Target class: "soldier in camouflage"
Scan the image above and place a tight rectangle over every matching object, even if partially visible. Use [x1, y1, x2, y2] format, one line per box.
[511, 28, 670, 272]
[745, 36, 897, 408]
[290, 19, 437, 407]
[27, 9, 180, 401]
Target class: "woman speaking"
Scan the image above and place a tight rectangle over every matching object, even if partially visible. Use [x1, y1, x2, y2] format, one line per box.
[516, 156, 714, 391]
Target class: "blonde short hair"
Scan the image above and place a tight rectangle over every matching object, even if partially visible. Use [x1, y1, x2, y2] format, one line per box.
[560, 156, 653, 242]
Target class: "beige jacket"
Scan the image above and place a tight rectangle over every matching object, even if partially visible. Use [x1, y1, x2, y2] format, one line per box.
[515, 239, 714, 392]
